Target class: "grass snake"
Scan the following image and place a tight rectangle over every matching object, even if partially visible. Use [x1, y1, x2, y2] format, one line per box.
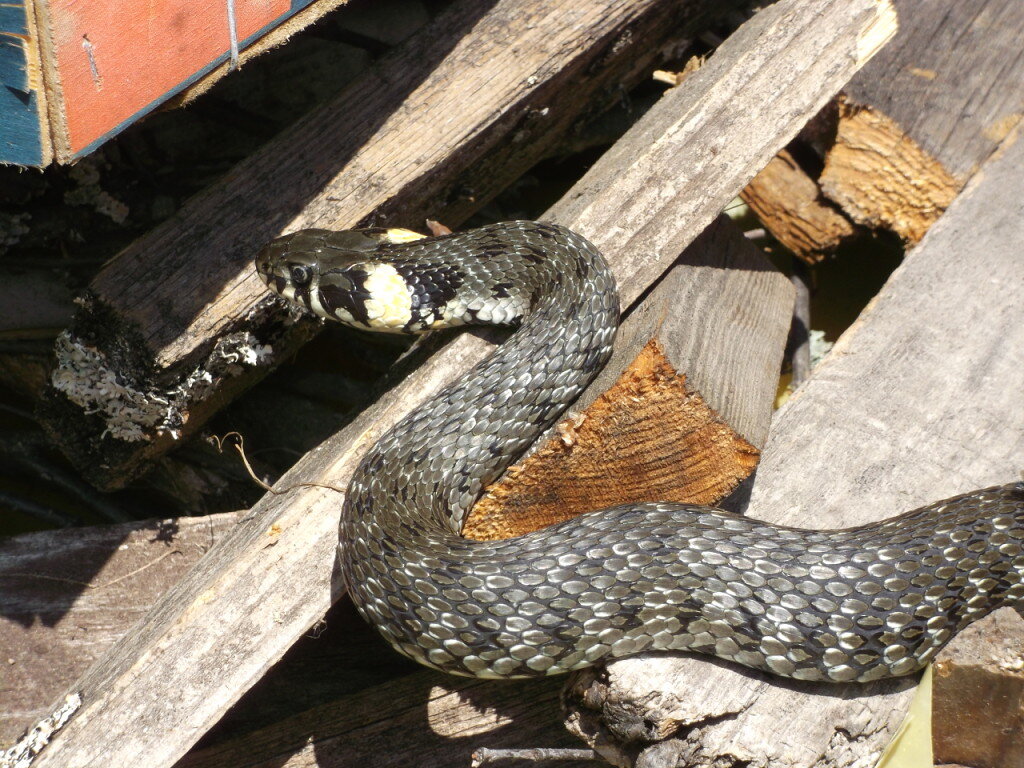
[256, 220, 1024, 682]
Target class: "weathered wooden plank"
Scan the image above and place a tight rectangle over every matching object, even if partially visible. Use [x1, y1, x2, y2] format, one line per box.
[563, 127, 1024, 768]
[181, 217, 793, 768]
[0, 514, 238, 744]
[182, 672, 586, 768]
[27, 1, 894, 765]
[821, 0, 1024, 241]
[38, 0, 731, 491]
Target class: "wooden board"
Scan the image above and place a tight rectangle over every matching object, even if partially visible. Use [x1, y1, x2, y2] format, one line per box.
[821, 0, 1024, 241]
[37, 0, 737, 491]
[23, 1, 894, 765]
[1, 0, 356, 166]
[0, 513, 238, 744]
[563, 126, 1024, 768]
[740, 149, 856, 263]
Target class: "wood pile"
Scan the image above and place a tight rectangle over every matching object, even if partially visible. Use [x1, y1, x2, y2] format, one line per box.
[2, 0, 1022, 767]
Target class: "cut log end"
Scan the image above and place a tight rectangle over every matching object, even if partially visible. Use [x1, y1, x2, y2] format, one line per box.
[462, 339, 760, 541]
[820, 97, 960, 243]
[740, 149, 856, 263]
[932, 608, 1024, 768]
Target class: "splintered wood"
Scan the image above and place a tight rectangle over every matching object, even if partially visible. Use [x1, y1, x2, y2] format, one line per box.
[818, 0, 1024, 243]
[740, 149, 855, 262]
[463, 340, 758, 541]
[820, 98, 958, 242]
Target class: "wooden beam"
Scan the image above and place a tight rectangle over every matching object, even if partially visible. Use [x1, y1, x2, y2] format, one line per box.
[821, 0, 1024, 242]
[739, 149, 856, 263]
[564, 126, 1024, 768]
[27, 1, 894, 765]
[38, 0, 732, 490]
[0, 514, 238, 745]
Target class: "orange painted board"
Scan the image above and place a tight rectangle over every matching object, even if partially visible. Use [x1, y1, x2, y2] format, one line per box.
[52, 0, 291, 156]
[3, 0, 337, 165]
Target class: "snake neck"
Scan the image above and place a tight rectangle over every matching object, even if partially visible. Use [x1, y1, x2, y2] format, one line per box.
[343, 221, 618, 552]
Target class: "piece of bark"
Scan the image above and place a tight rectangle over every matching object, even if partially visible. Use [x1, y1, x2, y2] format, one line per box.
[932, 610, 1024, 768]
[820, 0, 1024, 242]
[25, 2, 895, 766]
[465, 216, 792, 541]
[38, 0, 732, 491]
[0, 513, 238, 745]
[563, 127, 1024, 768]
[739, 149, 856, 263]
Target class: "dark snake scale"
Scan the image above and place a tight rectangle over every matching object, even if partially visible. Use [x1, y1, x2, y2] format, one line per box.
[256, 221, 1024, 682]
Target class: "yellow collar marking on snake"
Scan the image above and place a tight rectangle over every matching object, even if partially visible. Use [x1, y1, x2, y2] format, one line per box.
[363, 263, 414, 329]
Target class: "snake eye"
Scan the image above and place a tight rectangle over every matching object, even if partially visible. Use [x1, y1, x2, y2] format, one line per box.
[289, 265, 312, 286]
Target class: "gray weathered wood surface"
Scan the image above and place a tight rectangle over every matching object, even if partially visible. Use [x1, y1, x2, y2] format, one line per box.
[0, 515, 237, 744]
[564, 127, 1024, 768]
[27, 1, 894, 765]
[39, 0, 733, 490]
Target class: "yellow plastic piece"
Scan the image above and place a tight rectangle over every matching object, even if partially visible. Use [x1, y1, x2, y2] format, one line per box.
[875, 665, 933, 768]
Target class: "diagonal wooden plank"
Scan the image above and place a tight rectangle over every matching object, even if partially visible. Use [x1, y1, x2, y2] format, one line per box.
[28, 1, 895, 766]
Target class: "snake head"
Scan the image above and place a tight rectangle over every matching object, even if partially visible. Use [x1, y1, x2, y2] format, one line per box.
[256, 228, 427, 333]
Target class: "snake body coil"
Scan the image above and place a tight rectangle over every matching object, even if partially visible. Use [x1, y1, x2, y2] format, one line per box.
[257, 221, 1024, 682]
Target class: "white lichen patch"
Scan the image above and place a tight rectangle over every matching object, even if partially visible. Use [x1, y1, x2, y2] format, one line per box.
[51, 330, 273, 442]
[1, 692, 81, 768]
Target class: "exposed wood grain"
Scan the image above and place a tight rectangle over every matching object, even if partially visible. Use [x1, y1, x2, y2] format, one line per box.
[0, 514, 237, 745]
[821, 0, 1024, 241]
[582, 218, 795, 455]
[38, 0, 730, 490]
[563, 128, 1024, 768]
[27, 2, 894, 766]
[821, 98, 959, 242]
[464, 340, 760, 540]
[464, 217, 792, 541]
[740, 149, 856, 262]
